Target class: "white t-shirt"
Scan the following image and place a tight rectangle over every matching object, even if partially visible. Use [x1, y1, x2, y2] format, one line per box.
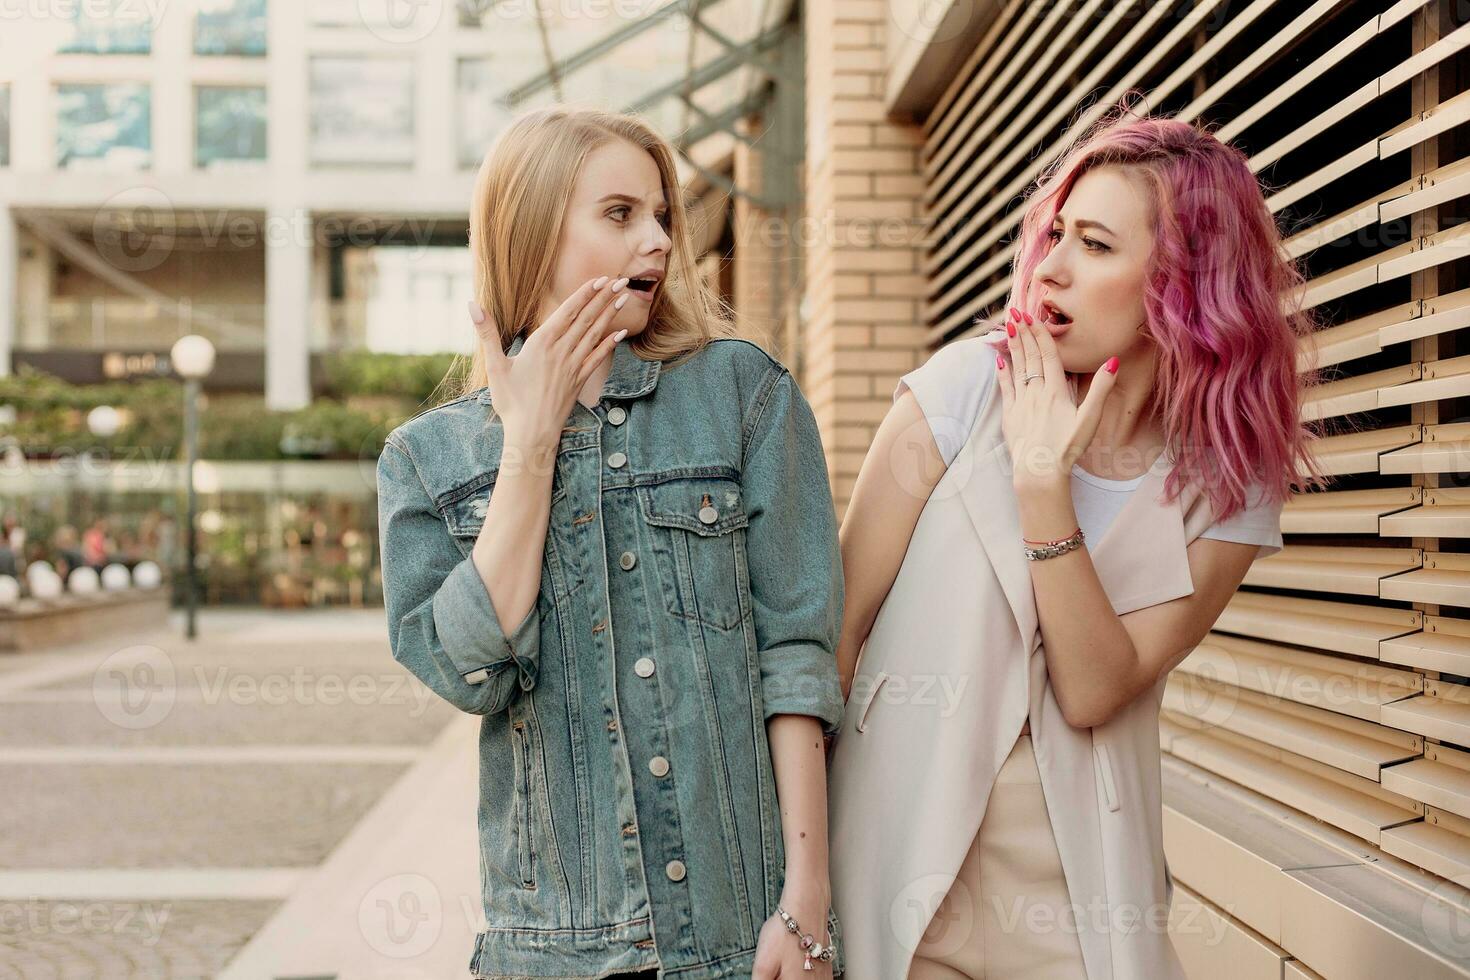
[894, 337, 1285, 559]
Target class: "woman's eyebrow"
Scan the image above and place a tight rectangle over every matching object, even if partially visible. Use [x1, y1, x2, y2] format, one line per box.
[1052, 214, 1116, 236]
[596, 192, 666, 206]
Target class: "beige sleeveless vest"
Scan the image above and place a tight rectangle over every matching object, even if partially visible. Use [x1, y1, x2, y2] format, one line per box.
[827, 382, 1212, 980]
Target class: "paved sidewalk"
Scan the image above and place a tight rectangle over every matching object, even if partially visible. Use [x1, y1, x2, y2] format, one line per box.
[0, 607, 466, 978]
[220, 712, 482, 979]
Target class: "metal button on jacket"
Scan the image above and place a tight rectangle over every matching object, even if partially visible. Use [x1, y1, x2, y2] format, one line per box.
[698, 505, 718, 524]
[649, 755, 670, 777]
[665, 860, 686, 882]
[634, 657, 655, 677]
[607, 406, 627, 425]
[607, 451, 627, 469]
[619, 551, 637, 571]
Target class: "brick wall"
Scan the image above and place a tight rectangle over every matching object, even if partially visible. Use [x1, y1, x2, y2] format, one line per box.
[801, 0, 928, 516]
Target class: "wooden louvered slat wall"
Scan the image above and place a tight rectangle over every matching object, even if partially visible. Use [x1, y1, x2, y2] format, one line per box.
[913, 0, 1470, 972]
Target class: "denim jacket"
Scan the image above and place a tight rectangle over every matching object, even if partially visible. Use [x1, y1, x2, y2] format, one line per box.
[376, 333, 847, 980]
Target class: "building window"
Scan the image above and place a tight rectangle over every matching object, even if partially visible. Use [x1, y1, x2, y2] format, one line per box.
[197, 86, 267, 167]
[195, 0, 268, 57]
[56, 84, 151, 170]
[0, 88, 9, 168]
[309, 57, 415, 167]
[58, 1, 153, 54]
[457, 58, 508, 169]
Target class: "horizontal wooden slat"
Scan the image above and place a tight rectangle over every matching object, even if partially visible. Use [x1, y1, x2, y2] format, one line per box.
[1381, 84, 1470, 158]
[1377, 351, 1470, 409]
[1380, 617, 1470, 675]
[1382, 758, 1470, 822]
[1381, 284, 1470, 346]
[1215, 591, 1422, 658]
[1379, 422, 1470, 474]
[1176, 634, 1423, 722]
[1164, 675, 1420, 781]
[1301, 362, 1422, 421]
[1310, 424, 1421, 476]
[1380, 553, 1470, 606]
[1380, 819, 1470, 882]
[1281, 487, 1421, 535]
[1297, 302, 1410, 371]
[1285, 195, 1388, 261]
[1162, 720, 1420, 843]
[1382, 156, 1470, 223]
[1380, 488, 1470, 538]
[1381, 692, 1470, 746]
[1244, 545, 1422, 595]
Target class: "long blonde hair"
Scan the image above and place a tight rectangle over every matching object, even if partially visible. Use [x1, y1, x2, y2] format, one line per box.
[435, 106, 734, 405]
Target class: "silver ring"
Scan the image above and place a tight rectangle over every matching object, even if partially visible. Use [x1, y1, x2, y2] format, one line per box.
[1021, 373, 1042, 385]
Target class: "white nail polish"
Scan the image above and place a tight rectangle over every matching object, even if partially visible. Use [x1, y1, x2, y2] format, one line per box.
[615, 294, 629, 308]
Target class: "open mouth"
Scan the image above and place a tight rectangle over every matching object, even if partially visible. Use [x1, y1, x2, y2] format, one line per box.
[626, 278, 660, 293]
[1042, 305, 1073, 326]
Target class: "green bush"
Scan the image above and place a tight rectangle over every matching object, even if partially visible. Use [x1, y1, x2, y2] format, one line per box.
[0, 362, 441, 461]
[320, 350, 465, 402]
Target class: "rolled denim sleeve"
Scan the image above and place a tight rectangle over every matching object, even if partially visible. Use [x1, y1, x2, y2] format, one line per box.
[741, 367, 845, 736]
[376, 437, 540, 715]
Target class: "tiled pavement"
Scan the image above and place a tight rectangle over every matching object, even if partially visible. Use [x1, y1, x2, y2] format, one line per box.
[0, 608, 476, 979]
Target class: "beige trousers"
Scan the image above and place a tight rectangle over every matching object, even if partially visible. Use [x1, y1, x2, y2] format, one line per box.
[907, 735, 1088, 980]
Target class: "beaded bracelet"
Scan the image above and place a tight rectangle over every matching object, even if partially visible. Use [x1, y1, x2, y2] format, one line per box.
[775, 904, 837, 971]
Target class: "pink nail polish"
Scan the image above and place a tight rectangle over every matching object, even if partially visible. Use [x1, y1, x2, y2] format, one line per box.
[1105, 356, 1119, 373]
[996, 354, 1005, 369]
[1006, 321, 1016, 338]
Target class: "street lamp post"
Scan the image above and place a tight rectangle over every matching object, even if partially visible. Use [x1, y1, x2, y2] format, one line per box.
[170, 335, 215, 640]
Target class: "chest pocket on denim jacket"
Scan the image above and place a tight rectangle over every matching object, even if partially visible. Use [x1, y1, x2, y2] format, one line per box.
[637, 476, 749, 632]
[437, 470, 566, 558]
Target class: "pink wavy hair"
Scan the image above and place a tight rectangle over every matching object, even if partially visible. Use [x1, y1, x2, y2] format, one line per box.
[984, 106, 1327, 523]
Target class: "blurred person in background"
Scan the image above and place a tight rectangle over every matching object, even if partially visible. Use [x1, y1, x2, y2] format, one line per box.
[52, 525, 84, 583]
[81, 518, 114, 570]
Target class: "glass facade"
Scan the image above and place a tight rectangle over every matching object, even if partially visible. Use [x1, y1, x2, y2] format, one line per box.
[309, 57, 415, 166]
[58, 2, 153, 54]
[195, 0, 269, 57]
[456, 57, 508, 169]
[196, 86, 267, 167]
[56, 83, 152, 170]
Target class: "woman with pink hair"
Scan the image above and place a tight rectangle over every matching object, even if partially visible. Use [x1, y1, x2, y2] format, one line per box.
[826, 108, 1325, 980]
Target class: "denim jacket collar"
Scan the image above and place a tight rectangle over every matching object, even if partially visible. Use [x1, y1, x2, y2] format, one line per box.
[475, 330, 662, 405]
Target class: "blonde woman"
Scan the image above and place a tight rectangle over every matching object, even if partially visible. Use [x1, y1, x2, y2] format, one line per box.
[827, 112, 1319, 979]
[376, 107, 847, 979]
